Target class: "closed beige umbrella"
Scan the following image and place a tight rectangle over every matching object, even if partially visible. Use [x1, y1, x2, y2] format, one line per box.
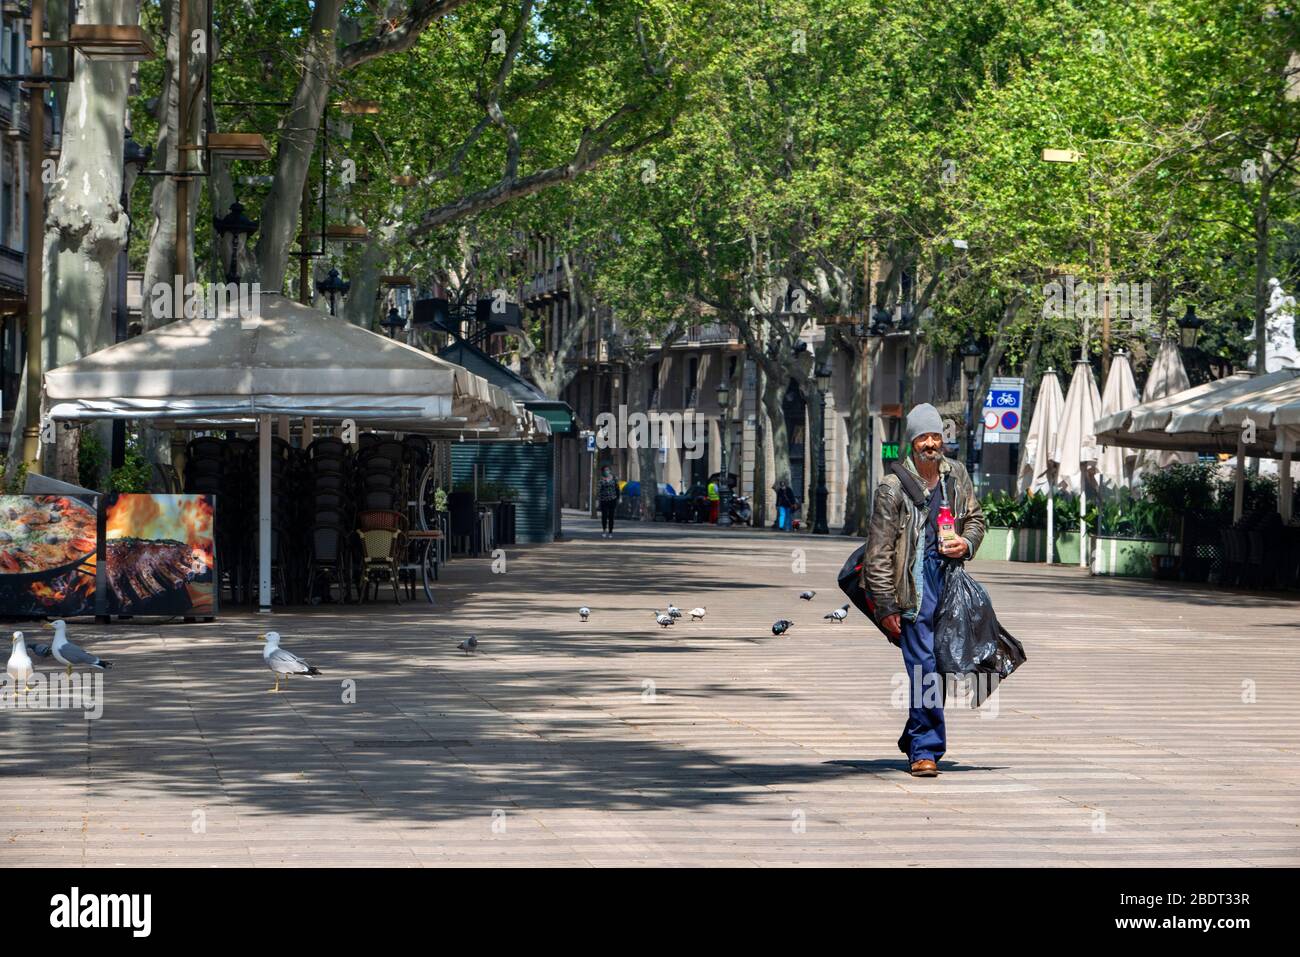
[1051, 359, 1102, 567]
[1097, 350, 1141, 493]
[1017, 368, 1064, 496]
[1131, 337, 1195, 486]
[1017, 369, 1065, 562]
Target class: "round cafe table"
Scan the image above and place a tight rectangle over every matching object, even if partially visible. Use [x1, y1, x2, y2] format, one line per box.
[403, 530, 444, 604]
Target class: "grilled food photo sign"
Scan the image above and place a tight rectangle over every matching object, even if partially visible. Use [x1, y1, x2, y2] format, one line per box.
[0, 495, 99, 617]
[102, 494, 216, 617]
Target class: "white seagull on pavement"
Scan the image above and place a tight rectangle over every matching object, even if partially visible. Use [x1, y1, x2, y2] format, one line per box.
[7, 632, 34, 689]
[261, 631, 321, 692]
[46, 620, 113, 675]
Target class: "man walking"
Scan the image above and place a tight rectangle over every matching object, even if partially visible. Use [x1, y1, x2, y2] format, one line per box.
[862, 403, 986, 777]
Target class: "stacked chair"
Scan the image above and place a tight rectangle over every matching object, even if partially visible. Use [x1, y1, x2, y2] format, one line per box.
[304, 437, 356, 603]
[354, 439, 408, 602]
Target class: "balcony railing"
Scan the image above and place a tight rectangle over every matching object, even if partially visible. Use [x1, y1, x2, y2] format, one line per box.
[673, 322, 738, 346]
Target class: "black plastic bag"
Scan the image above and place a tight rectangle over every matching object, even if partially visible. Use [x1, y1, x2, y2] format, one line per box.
[934, 563, 1026, 705]
[836, 544, 901, 647]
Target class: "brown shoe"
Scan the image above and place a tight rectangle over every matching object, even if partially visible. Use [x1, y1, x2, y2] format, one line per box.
[909, 759, 939, 777]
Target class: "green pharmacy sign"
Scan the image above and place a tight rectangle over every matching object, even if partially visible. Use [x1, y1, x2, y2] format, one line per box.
[881, 442, 900, 461]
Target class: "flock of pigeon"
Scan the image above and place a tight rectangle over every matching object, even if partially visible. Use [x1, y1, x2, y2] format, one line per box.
[574, 589, 851, 637]
[5, 588, 854, 694]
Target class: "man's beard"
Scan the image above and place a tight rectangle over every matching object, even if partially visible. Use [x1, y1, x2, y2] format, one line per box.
[917, 448, 942, 460]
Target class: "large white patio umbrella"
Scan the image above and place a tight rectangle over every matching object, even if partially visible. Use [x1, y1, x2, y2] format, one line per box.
[1097, 350, 1141, 494]
[1051, 358, 1102, 567]
[1130, 337, 1195, 487]
[1016, 368, 1064, 561]
[44, 292, 546, 611]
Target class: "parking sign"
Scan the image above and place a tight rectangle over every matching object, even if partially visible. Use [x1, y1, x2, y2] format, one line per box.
[982, 377, 1023, 443]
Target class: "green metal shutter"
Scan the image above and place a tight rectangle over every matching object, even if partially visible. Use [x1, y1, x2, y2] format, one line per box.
[451, 441, 554, 543]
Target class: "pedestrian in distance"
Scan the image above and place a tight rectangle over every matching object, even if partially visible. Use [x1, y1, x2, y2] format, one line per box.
[597, 465, 621, 538]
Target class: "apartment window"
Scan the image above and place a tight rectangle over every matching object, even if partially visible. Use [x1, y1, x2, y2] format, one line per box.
[1, 183, 10, 247]
[685, 356, 698, 407]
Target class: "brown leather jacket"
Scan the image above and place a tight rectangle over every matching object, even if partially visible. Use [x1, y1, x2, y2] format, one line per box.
[861, 454, 986, 620]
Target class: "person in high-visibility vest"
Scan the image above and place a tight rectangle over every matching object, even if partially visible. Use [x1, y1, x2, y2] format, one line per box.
[707, 477, 720, 523]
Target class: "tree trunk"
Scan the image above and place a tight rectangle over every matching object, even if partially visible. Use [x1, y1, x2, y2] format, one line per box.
[624, 354, 657, 521]
[760, 372, 792, 497]
[1253, 178, 1272, 376]
[341, 234, 387, 327]
[251, 0, 344, 291]
[965, 293, 1023, 480]
[39, 0, 138, 481]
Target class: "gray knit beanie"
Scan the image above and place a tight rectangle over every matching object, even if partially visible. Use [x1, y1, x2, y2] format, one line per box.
[904, 402, 945, 445]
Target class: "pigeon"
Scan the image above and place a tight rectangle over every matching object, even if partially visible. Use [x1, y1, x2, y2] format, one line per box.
[667, 604, 683, 619]
[798, 590, 816, 601]
[29, 642, 52, 658]
[46, 620, 113, 675]
[579, 607, 591, 622]
[655, 612, 675, 628]
[457, 635, 480, 655]
[689, 607, 707, 621]
[260, 631, 321, 692]
[824, 604, 850, 623]
[772, 619, 793, 636]
[7, 632, 33, 688]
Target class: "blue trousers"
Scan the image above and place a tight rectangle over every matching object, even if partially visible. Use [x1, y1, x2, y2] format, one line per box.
[898, 551, 947, 763]
[777, 506, 790, 530]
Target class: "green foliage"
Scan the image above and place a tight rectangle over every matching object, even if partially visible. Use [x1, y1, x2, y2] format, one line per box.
[0, 457, 29, 494]
[78, 427, 108, 490]
[1140, 462, 1218, 537]
[452, 478, 517, 502]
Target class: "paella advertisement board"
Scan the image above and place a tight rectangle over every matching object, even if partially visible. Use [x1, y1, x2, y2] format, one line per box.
[101, 494, 216, 617]
[0, 494, 100, 618]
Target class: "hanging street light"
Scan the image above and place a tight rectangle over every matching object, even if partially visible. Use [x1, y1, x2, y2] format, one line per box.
[1177, 304, 1203, 350]
[213, 200, 259, 283]
[315, 267, 350, 316]
[381, 305, 407, 339]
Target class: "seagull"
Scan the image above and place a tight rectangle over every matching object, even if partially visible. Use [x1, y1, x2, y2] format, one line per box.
[579, 607, 591, 622]
[7, 632, 33, 689]
[667, 604, 683, 619]
[772, 619, 794, 636]
[824, 604, 850, 623]
[45, 620, 113, 675]
[655, 612, 675, 628]
[260, 632, 321, 692]
[799, 590, 816, 601]
[689, 607, 706, 621]
[457, 635, 479, 655]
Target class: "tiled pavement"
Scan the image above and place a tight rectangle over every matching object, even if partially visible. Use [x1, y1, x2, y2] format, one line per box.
[3, 511, 1297, 866]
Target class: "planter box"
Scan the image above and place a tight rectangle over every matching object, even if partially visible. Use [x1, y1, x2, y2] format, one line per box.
[1090, 536, 1180, 577]
[972, 526, 1048, 562]
[1053, 530, 1085, 565]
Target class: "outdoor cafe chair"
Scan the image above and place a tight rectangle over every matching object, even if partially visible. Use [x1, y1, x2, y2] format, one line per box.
[356, 527, 405, 603]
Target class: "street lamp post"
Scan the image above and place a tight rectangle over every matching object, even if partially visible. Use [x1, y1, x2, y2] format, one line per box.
[960, 337, 984, 477]
[813, 361, 832, 534]
[716, 379, 733, 528]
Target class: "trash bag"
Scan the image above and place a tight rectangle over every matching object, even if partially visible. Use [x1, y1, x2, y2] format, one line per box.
[934, 563, 1026, 705]
[836, 544, 901, 646]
